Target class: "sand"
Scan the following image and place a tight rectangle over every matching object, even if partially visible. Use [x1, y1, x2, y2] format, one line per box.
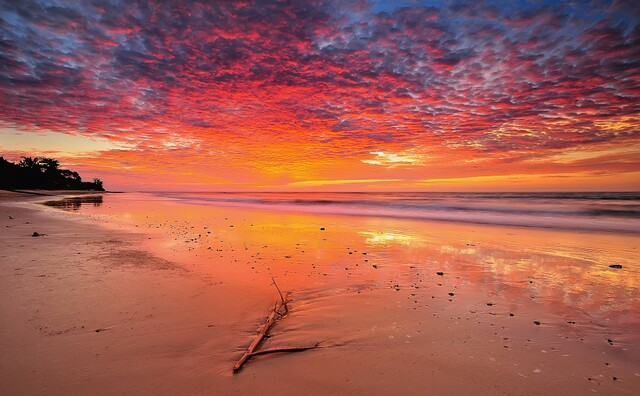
[1, 191, 639, 395]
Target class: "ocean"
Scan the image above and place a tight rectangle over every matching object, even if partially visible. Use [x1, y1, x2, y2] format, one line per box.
[156, 191, 640, 233]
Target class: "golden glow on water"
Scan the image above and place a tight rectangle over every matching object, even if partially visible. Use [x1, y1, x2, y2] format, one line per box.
[358, 231, 416, 246]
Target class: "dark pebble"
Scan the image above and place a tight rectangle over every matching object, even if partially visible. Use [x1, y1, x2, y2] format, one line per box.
[509, 313, 514, 317]
[436, 271, 444, 276]
[31, 232, 41, 237]
[533, 320, 541, 325]
[320, 227, 325, 230]
[608, 264, 623, 269]
[448, 292, 455, 296]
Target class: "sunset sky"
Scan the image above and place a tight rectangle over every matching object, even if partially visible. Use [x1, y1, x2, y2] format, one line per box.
[1, 0, 639, 191]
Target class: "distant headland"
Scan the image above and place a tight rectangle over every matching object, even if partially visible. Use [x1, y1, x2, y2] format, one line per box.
[0, 156, 104, 191]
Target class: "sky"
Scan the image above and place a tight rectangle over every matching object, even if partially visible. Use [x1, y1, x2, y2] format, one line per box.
[1, 0, 639, 191]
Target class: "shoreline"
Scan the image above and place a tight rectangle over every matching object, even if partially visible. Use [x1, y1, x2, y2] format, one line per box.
[1, 191, 639, 394]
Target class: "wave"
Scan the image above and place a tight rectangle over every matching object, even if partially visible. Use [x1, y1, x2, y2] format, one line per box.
[157, 192, 640, 233]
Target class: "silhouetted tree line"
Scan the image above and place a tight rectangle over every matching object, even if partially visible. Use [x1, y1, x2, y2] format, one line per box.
[0, 156, 104, 191]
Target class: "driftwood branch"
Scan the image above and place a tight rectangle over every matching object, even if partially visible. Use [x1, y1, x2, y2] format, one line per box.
[233, 300, 285, 372]
[233, 278, 289, 373]
[233, 278, 321, 373]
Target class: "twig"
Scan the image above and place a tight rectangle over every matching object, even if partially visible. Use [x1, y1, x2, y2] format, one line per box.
[247, 343, 320, 358]
[271, 276, 288, 313]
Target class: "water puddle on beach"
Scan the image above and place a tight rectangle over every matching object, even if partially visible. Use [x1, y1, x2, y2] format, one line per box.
[43, 192, 640, 393]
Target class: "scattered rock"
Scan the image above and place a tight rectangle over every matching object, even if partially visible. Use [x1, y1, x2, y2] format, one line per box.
[607, 338, 614, 345]
[320, 227, 325, 230]
[372, 264, 378, 269]
[487, 302, 493, 306]
[509, 313, 514, 317]
[533, 320, 541, 325]
[608, 264, 623, 269]
[436, 271, 444, 276]
[31, 232, 44, 237]
[448, 292, 455, 296]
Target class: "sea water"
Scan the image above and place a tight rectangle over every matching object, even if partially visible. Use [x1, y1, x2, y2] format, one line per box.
[157, 191, 640, 233]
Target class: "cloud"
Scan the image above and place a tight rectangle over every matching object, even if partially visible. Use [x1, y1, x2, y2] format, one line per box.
[286, 178, 403, 187]
[0, 0, 638, 188]
[361, 151, 427, 167]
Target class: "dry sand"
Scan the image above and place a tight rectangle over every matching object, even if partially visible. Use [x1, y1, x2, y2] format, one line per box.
[1, 191, 639, 395]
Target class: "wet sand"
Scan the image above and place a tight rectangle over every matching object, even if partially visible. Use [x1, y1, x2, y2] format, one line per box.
[1, 191, 639, 395]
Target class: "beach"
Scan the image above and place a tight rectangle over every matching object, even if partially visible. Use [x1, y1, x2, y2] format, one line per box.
[1, 191, 639, 395]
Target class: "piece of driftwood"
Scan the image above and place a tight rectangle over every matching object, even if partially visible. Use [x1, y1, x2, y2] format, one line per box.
[233, 300, 286, 372]
[233, 279, 289, 373]
[233, 279, 323, 373]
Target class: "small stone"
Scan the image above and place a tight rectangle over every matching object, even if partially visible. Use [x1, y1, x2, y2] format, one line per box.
[31, 232, 41, 237]
[609, 264, 623, 269]
[509, 313, 514, 317]
[320, 227, 325, 230]
[487, 303, 493, 306]
[436, 271, 444, 276]
[448, 292, 455, 296]
[533, 320, 541, 325]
